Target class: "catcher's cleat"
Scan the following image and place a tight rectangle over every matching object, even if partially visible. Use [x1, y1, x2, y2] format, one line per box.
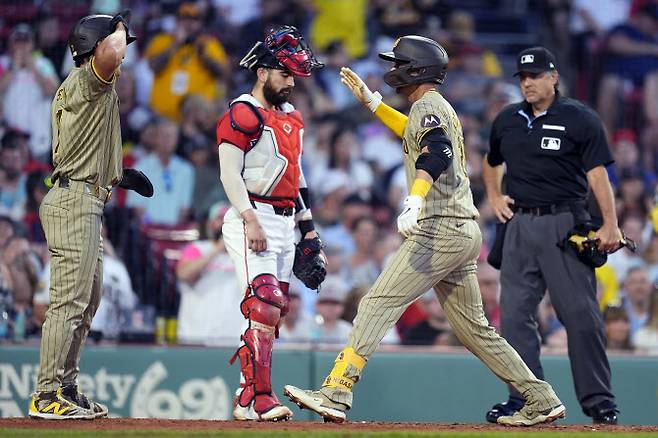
[28, 389, 96, 420]
[283, 385, 347, 423]
[497, 403, 566, 426]
[60, 384, 109, 419]
[233, 389, 292, 422]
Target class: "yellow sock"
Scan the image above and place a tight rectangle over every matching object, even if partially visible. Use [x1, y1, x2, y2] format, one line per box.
[322, 348, 367, 391]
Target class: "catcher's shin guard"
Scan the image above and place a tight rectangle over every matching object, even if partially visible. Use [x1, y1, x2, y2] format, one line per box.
[230, 274, 291, 420]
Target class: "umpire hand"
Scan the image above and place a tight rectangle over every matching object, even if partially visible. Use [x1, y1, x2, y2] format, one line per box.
[119, 168, 154, 197]
[339, 67, 382, 112]
[593, 223, 623, 252]
[490, 194, 515, 223]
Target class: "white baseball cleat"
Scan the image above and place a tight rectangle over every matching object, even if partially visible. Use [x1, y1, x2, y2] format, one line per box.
[497, 403, 566, 426]
[232, 389, 292, 422]
[283, 385, 347, 423]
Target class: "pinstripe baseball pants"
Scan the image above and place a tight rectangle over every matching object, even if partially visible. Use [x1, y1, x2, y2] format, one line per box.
[36, 186, 104, 392]
[322, 217, 557, 408]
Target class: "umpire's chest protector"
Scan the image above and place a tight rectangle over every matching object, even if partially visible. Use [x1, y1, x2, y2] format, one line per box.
[235, 96, 304, 199]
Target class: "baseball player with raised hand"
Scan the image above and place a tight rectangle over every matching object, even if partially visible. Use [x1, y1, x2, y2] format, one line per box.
[284, 36, 565, 426]
[30, 11, 153, 420]
[216, 25, 326, 422]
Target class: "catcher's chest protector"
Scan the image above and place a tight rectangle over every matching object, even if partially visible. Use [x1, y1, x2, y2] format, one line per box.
[233, 95, 304, 199]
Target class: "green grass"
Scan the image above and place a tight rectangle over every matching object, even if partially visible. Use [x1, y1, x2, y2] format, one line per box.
[2, 431, 658, 438]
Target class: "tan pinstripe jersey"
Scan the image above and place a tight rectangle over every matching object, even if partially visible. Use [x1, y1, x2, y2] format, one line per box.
[402, 89, 479, 220]
[51, 57, 123, 187]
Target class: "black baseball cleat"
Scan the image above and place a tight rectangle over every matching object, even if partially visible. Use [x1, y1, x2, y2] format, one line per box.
[584, 400, 619, 425]
[486, 399, 525, 424]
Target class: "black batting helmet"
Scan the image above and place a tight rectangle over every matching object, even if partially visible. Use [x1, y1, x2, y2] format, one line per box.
[379, 36, 449, 88]
[68, 14, 136, 62]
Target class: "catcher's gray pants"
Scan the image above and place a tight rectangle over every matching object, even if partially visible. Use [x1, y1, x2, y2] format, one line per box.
[499, 211, 615, 410]
[323, 218, 558, 409]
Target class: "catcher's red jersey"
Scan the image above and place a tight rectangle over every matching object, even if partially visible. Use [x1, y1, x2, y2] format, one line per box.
[217, 94, 303, 208]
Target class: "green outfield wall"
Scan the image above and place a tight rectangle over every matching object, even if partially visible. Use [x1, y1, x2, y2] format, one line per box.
[0, 345, 656, 424]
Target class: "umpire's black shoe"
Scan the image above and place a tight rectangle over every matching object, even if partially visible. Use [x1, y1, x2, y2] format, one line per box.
[485, 399, 525, 424]
[584, 400, 619, 425]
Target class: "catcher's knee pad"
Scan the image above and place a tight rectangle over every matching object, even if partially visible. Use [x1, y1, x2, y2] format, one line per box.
[240, 274, 288, 325]
[322, 348, 367, 392]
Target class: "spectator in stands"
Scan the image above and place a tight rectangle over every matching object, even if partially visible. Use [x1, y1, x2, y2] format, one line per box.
[0, 24, 59, 161]
[146, 1, 228, 121]
[310, 0, 368, 58]
[444, 10, 502, 77]
[621, 266, 653, 338]
[603, 305, 633, 351]
[127, 118, 195, 225]
[634, 285, 658, 353]
[608, 214, 647, 281]
[320, 193, 372, 256]
[0, 130, 29, 221]
[35, 6, 66, 80]
[597, 3, 658, 135]
[116, 68, 147, 146]
[403, 290, 453, 346]
[22, 171, 48, 245]
[617, 170, 651, 219]
[278, 288, 313, 342]
[320, 127, 374, 199]
[89, 243, 139, 341]
[610, 129, 655, 187]
[311, 276, 352, 343]
[315, 41, 354, 109]
[347, 216, 380, 288]
[0, 235, 41, 341]
[176, 202, 243, 345]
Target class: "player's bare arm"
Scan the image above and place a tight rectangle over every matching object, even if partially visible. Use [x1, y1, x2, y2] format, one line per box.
[94, 22, 127, 81]
[482, 156, 514, 223]
[587, 165, 622, 252]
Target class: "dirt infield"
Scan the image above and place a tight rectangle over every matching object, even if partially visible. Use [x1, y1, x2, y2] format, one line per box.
[1, 418, 657, 433]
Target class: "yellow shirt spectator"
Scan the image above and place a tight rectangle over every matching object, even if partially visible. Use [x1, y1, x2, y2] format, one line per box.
[310, 0, 367, 58]
[146, 33, 227, 121]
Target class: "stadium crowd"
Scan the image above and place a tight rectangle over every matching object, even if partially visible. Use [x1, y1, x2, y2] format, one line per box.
[0, 0, 657, 354]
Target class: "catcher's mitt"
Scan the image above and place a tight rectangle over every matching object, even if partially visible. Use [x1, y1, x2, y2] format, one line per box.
[293, 236, 327, 290]
[557, 223, 636, 268]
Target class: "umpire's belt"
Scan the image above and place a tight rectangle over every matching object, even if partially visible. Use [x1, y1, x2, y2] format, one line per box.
[250, 200, 294, 216]
[513, 203, 571, 216]
[57, 176, 112, 203]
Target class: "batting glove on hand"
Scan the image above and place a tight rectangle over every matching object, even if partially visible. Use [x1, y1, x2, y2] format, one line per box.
[397, 195, 423, 237]
[340, 67, 382, 112]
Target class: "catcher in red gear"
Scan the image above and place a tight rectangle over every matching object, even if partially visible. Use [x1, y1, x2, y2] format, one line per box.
[216, 25, 325, 422]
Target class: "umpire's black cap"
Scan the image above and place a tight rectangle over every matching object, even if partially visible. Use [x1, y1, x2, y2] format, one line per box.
[514, 46, 557, 76]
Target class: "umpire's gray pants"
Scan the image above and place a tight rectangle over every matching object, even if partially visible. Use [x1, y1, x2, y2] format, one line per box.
[499, 211, 615, 410]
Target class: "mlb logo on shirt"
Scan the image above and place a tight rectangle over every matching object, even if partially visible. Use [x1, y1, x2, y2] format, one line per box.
[541, 137, 561, 150]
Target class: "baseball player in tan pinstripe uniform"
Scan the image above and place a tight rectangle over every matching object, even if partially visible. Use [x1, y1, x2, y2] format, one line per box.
[284, 36, 565, 426]
[29, 12, 152, 420]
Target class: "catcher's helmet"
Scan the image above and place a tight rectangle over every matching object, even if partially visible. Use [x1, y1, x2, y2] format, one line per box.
[379, 35, 449, 88]
[240, 25, 323, 77]
[68, 14, 136, 61]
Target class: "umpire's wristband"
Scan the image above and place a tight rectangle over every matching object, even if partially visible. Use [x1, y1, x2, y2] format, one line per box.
[299, 219, 315, 237]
